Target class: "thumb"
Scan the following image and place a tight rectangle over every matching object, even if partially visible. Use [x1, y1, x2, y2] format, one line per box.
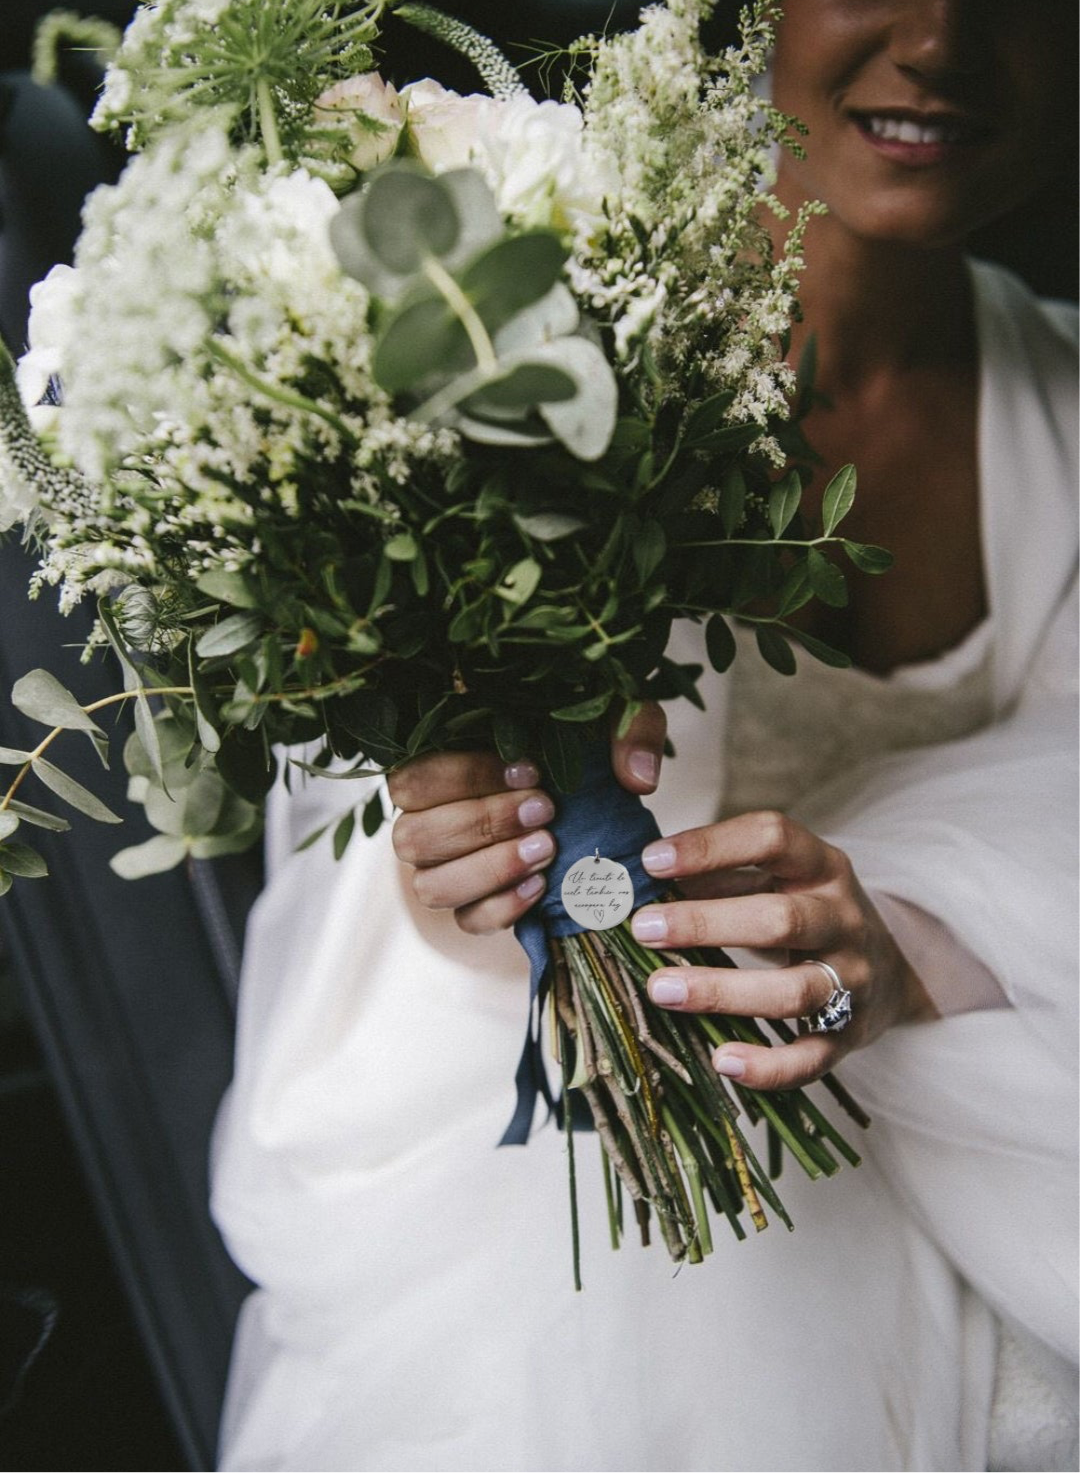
[610, 700, 666, 794]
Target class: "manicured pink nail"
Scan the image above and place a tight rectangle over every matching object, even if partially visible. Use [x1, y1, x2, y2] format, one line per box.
[631, 910, 667, 942]
[713, 1051, 746, 1078]
[518, 794, 555, 828]
[649, 975, 687, 1005]
[641, 841, 676, 874]
[627, 749, 659, 787]
[505, 761, 540, 789]
[518, 831, 554, 865]
[516, 873, 545, 901]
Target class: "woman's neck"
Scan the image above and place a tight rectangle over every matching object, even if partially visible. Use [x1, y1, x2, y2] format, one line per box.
[770, 188, 976, 389]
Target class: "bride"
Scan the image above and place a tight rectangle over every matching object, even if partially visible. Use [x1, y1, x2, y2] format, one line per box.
[210, 1, 1078, 1468]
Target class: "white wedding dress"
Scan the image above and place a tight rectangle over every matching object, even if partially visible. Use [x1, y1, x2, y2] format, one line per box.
[211, 261, 1078, 1472]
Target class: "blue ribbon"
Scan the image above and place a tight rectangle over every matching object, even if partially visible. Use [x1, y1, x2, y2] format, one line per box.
[500, 742, 666, 1145]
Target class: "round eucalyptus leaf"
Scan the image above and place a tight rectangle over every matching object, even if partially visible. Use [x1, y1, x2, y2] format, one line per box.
[373, 296, 471, 393]
[109, 833, 188, 880]
[362, 168, 460, 275]
[464, 362, 577, 415]
[460, 231, 568, 335]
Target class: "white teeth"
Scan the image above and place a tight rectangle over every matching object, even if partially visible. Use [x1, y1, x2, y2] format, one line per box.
[866, 115, 955, 145]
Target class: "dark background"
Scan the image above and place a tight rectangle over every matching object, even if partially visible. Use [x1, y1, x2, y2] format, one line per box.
[0, 3, 1075, 1471]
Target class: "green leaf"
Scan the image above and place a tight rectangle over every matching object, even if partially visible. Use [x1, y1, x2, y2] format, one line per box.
[109, 833, 187, 879]
[215, 726, 278, 804]
[755, 626, 797, 676]
[512, 511, 588, 542]
[0, 841, 47, 878]
[461, 230, 569, 334]
[406, 695, 450, 756]
[4, 799, 70, 832]
[497, 557, 542, 606]
[195, 612, 264, 660]
[333, 808, 356, 860]
[11, 670, 104, 737]
[0, 812, 20, 841]
[531, 338, 618, 462]
[681, 390, 736, 447]
[493, 711, 530, 763]
[821, 463, 857, 536]
[385, 532, 419, 562]
[768, 471, 802, 538]
[685, 422, 761, 455]
[0, 870, 11, 896]
[188, 640, 221, 755]
[775, 561, 813, 618]
[807, 547, 849, 608]
[0, 747, 33, 765]
[195, 569, 258, 608]
[788, 628, 852, 668]
[373, 295, 472, 393]
[355, 167, 459, 276]
[295, 819, 332, 853]
[541, 720, 583, 793]
[32, 759, 122, 822]
[719, 467, 746, 537]
[842, 540, 894, 575]
[464, 362, 576, 414]
[705, 614, 737, 673]
[362, 789, 385, 838]
[633, 522, 666, 585]
[551, 692, 613, 723]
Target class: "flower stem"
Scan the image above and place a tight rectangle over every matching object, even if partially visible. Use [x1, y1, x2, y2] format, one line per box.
[255, 77, 284, 166]
[205, 340, 356, 442]
[421, 253, 497, 375]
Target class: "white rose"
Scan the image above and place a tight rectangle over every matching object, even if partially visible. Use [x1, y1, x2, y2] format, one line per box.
[313, 73, 404, 172]
[400, 80, 499, 173]
[482, 96, 609, 230]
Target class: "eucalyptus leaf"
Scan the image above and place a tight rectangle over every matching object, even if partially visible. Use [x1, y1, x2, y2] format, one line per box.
[455, 416, 552, 449]
[497, 558, 542, 606]
[512, 511, 588, 542]
[459, 230, 568, 335]
[0, 812, 19, 841]
[0, 841, 48, 878]
[755, 626, 797, 675]
[195, 612, 264, 659]
[705, 614, 737, 673]
[493, 711, 530, 763]
[32, 759, 122, 822]
[195, 568, 258, 608]
[719, 467, 746, 537]
[493, 283, 578, 355]
[806, 547, 848, 608]
[344, 166, 460, 278]
[0, 747, 32, 765]
[768, 471, 802, 538]
[333, 808, 356, 860]
[188, 640, 221, 755]
[632, 522, 666, 585]
[788, 628, 852, 668]
[842, 540, 894, 574]
[533, 337, 618, 462]
[11, 670, 104, 737]
[362, 790, 385, 838]
[373, 294, 471, 393]
[109, 833, 187, 879]
[463, 362, 576, 415]
[821, 463, 857, 536]
[4, 799, 70, 832]
[551, 692, 613, 723]
[0, 871, 11, 896]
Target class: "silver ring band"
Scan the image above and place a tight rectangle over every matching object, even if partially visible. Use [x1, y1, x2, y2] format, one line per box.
[801, 960, 853, 1034]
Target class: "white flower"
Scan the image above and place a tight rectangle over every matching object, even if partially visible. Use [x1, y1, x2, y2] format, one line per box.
[313, 73, 404, 172]
[18, 264, 80, 405]
[400, 79, 495, 173]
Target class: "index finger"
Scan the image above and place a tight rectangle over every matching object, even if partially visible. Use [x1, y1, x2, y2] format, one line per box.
[641, 810, 841, 887]
[388, 751, 540, 813]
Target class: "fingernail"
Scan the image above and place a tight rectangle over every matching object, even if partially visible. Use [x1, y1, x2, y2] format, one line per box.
[518, 794, 555, 828]
[505, 761, 540, 790]
[518, 831, 554, 865]
[631, 910, 667, 942]
[641, 841, 676, 874]
[627, 749, 660, 788]
[516, 873, 545, 901]
[649, 974, 687, 1005]
[713, 1051, 746, 1079]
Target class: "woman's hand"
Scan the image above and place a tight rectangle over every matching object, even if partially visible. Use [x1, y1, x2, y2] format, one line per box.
[634, 810, 939, 1090]
[388, 703, 667, 934]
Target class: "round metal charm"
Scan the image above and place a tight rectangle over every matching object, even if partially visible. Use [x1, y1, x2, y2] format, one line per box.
[560, 851, 635, 931]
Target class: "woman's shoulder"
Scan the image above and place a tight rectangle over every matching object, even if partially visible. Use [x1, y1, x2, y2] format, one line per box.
[969, 256, 1078, 364]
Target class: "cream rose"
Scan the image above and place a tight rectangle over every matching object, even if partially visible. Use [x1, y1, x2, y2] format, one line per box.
[399, 79, 498, 173]
[313, 73, 405, 173]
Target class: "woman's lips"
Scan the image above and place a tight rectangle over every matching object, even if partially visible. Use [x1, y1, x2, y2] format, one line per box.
[850, 110, 988, 166]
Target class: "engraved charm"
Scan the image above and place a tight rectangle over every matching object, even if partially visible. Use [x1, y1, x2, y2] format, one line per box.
[560, 849, 635, 931]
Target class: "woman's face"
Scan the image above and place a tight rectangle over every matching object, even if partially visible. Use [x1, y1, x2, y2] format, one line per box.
[771, 0, 1075, 248]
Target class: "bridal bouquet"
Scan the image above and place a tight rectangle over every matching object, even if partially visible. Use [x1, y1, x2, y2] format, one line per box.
[0, 0, 884, 1280]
